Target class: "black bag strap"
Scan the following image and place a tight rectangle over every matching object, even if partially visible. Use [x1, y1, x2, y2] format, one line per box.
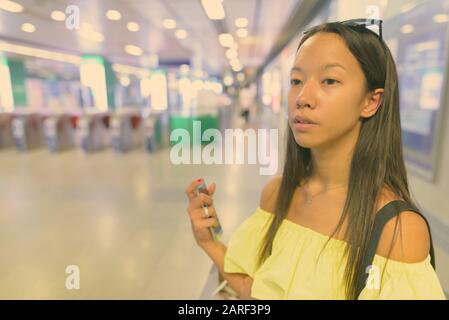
[355, 200, 436, 299]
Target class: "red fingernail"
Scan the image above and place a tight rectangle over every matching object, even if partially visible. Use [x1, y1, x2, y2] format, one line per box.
[197, 178, 203, 183]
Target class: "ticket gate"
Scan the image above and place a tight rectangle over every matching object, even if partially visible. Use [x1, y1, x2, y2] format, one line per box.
[110, 111, 143, 153]
[143, 114, 160, 152]
[11, 112, 45, 151]
[43, 114, 75, 152]
[77, 112, 111, 152]
[0, 112, 13, 149]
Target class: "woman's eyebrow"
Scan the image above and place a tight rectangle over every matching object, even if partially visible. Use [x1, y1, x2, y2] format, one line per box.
[290, 63, 347, 75]
[322, 63, 347, 72]
[290, 66, 304, 74]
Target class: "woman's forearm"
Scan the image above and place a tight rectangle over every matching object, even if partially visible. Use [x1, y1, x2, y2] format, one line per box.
[200, 241, 252, 299]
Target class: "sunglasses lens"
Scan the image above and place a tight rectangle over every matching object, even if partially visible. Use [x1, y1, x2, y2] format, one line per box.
[366, 24, 380, 36]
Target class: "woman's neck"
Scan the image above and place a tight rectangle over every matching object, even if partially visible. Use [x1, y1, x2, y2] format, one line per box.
[308, 128, 359, 189]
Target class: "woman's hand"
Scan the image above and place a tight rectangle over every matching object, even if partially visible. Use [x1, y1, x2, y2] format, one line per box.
[185, 179, 218, 248]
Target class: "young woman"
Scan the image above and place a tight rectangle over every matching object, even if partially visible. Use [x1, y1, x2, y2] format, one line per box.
[185, 20, 446, 300]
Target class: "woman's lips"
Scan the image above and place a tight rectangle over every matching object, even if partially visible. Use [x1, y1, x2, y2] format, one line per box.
[292, 116, 318, 132]
[293, 121, 317, 132]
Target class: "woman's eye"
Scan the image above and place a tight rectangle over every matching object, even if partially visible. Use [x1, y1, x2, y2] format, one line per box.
[290, 79, 302, 86]
[323, 78, 339, 85]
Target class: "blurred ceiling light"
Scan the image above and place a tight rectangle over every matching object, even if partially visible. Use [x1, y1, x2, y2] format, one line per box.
[231, 61, 242, 67]
[162, 19, 176, 29]
[236, 28, 248, 38]
[232, 64, 242, 72]
[226, 48, 238, 60]
[106, 9, 121, 21]
[212, 82, 223, 94]
[51, 10, 66, 21]
[175, 29, 188, 39]
[400, 2, 416, 13]
[125, 44, 143, 56]
[0, 0, 23, 13]
[0, 41, 82, 64]
[119, 76, 130, 87]
[415, 41, 439, 52]
[179, 64, 190, 75]
[219, 33, 234, 47]
[433, 14, 449, 23]
[201, 0, 225, 20]
[229, 58, 240, 66]
[400, 24, 414, 34]
[231, 60, 242, 67]
[223, 75, 233, 86]
[235, 17, 248, 28]
[21, 23, 36, 33]
[112, 63, 150, 78]
[127, 21, 140, 32]
[79, 23, 104, 42]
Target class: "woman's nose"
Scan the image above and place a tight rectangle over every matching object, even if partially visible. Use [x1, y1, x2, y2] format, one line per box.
[295, 83, 315, 109]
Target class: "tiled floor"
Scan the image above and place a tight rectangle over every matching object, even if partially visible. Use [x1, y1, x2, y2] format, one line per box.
[0, 110, 281, 299]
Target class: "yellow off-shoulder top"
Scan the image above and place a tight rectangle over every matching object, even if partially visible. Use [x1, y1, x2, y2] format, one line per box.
[224, 207, 446, 300]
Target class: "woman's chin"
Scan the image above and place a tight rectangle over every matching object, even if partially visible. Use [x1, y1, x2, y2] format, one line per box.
[293, 134, 315, 149]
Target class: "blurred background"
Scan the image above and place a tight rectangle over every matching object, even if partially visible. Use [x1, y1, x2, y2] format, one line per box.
[0, 0, 448, 299]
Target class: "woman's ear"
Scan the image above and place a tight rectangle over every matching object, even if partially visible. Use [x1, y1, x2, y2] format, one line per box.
[360, 88, 384, 119]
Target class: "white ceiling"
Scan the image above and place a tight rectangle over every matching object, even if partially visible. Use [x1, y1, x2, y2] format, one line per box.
[0, 0, 299, 77]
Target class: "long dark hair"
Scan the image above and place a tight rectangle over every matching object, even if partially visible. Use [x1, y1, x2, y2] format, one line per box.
[257, 22, 415, 300]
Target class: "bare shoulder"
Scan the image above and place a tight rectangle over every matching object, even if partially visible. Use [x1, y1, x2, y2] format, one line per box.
[259, 175, 282, 214]
[375, 186, 402, 211]
[375, 187, 430, 263]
